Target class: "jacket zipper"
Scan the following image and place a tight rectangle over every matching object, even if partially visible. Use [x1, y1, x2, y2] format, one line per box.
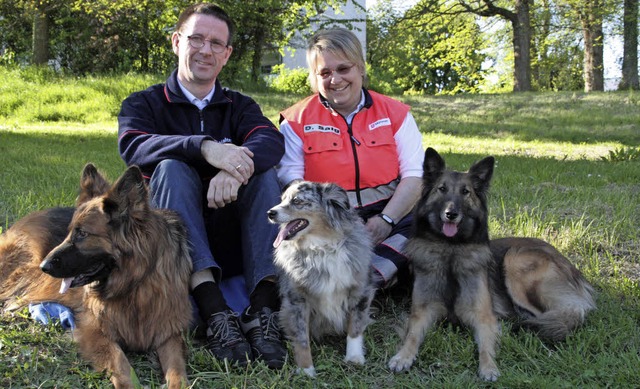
[199, 109, 205, 133]
[346, 120, 362, 207]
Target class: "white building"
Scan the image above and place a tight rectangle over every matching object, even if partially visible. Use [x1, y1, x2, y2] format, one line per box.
[273, 0, 367, 71]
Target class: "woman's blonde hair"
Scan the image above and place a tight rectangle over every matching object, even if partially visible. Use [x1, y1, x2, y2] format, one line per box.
[306, 28, 367, 93]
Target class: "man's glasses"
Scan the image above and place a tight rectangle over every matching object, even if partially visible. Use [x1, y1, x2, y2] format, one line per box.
[316, 63, 356, 79]
[180, 33, 228, 54]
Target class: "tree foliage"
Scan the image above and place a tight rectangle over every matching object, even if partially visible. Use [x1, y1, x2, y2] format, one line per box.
[530, 0, 584, 90]
[0, 0, 631, 93]
[0, 0, 348, 85]
[367, 0, 487, 95]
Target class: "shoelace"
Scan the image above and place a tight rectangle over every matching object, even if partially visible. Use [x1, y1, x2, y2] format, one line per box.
[259, 310, 281, 341]
[210, 312, 244, 347]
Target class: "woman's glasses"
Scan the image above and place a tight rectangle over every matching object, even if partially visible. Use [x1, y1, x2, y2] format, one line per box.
[316, 63, 356, 79]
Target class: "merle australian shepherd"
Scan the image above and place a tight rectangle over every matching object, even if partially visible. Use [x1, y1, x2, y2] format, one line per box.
[268, 181, 375, 377]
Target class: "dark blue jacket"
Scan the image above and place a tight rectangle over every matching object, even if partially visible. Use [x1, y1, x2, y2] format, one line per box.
[118, 69, 284, 180]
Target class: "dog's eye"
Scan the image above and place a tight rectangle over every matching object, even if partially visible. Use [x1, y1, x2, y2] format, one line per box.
[461, 188, 470, 195]
[74, 229, 88, 241]
[438, 185, 447, 193]
[291, 197, 303, 205]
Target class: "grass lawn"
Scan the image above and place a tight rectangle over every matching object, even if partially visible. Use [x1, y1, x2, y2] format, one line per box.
[1, 68, 639, 388]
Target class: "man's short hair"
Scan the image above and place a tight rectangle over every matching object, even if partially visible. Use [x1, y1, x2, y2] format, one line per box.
[175, 3, 235, 45]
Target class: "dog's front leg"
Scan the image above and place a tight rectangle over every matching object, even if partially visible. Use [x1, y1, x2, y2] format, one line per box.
[456, 271, 501, 382]
[75, 323, 136, 389]
[388, 274, 447, 372]
[345, 290, 374, 364]
[156, 334, 188, 389]
[282, 295, 315, 377]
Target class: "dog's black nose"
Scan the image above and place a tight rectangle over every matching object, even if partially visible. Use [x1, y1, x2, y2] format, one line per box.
[40, 257, 60, 274]
[445, 211, 458, 221]
[267, 209, 277, 220]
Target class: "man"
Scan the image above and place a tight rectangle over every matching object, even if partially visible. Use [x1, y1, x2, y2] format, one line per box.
[118, 3, 286, 368]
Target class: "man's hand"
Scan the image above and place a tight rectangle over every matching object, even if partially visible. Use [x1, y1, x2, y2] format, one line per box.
[201, 140, 254, 184]
[207, 170, 243, 209]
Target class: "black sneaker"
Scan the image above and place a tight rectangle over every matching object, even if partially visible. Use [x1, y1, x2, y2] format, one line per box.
[240, 306, 287, 369]
[205, 310, 253, 366]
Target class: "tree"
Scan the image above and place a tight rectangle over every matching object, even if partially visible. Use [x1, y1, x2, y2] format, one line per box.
[619, 0, 639, 89]
[368, 0, 487, 94]
[0, 0, 352, 81]
[409, 0, 533, 92]
[530, 0, 584, 90]
[31, 1, 51, 65]
[559, 0, 607, 91]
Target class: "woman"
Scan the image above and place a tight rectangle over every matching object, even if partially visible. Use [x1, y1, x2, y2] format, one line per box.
[278, 28, 424, 289]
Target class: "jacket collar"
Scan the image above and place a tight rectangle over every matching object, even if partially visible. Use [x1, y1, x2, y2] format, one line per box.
[317, 87, 373, 111]
[164, 69, 230, 106]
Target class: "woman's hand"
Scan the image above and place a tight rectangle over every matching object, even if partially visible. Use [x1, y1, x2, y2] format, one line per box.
[365, 216, 393, 245]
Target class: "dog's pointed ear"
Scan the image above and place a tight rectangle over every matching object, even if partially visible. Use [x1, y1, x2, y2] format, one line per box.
[468, 156, 495, 194]
[102, 166, 148, 222]
[423, 148, 446, 191]
[76, 163, 111, 206]
[320, 182, 351, 228]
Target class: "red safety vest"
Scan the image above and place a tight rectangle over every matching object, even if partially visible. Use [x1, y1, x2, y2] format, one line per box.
[281, 90, 410, 206]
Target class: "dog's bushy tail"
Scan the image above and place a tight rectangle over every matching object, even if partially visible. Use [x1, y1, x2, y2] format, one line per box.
[524, 306, 590, 341]
[522, 282, 596, 341]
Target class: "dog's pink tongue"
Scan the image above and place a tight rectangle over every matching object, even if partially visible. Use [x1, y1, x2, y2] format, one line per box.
[273, 228, 287, 248]
[59, 278, 73, 294]
[443, 222, 458, 237]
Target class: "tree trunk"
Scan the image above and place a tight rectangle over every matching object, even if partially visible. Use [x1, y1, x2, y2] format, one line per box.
[32, 5, 49, 65]
[512, 0, 532, 91]
[414, 0, 533, 92]
[532, 0, 552, 89]
[251, 28, 266, 82]
[580, 0, 604, 92]
[619, 0, 639, 90]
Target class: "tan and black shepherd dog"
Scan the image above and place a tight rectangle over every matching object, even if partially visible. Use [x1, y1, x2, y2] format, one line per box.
[388, 148, 595, 381]
[0, 164, 192, 389]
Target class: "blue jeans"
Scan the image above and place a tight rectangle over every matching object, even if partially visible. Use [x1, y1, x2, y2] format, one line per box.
[149, 159, 281, 293]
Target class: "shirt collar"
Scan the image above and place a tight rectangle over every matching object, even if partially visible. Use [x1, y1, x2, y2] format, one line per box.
[344, 90, 366, 125]
[177, 81, 215, 110]
[319, 89, 366, 125]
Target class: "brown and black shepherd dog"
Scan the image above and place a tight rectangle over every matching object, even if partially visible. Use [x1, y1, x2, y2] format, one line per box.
[0, 164, 192, 389]
[388, 148, 595, 381]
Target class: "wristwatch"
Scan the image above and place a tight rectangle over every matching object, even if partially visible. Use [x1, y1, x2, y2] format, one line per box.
[378, 213, 396, 227]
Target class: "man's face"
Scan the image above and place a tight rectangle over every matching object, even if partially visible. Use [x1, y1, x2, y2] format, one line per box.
[172, 13, 232, 90]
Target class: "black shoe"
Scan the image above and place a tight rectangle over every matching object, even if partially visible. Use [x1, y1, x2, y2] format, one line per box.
[205, 310, 253, 366]
[240, 306, 287, 369]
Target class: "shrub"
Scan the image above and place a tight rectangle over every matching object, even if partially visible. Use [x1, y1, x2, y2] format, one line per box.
[267, 64, 310, 95]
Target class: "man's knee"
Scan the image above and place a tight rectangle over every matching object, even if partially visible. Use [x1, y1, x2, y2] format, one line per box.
[245, 168, 281, 195]
[153, 159, 193, 181]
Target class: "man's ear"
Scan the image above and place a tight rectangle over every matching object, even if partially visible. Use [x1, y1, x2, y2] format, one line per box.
[171, 32, 181, 56]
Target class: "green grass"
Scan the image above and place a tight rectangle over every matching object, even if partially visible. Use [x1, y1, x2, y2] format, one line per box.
[1, 69, 640, 388]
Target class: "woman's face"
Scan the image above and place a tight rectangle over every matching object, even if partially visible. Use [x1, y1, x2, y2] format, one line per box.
[314, 50, 363, 116]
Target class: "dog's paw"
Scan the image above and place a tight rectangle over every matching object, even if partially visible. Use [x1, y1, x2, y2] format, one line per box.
[296, 366, 316, 378]
[344, 352, 366, 365]
[388, 353, 416, 373]
[478, 366, 500, 382]
[344, 335, 366, 365]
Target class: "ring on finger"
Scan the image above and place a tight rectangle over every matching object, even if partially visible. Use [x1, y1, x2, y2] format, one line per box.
[235, 164, 242, 170]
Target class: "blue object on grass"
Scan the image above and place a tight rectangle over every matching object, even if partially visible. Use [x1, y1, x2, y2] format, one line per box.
[28, 302, 76, 330]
